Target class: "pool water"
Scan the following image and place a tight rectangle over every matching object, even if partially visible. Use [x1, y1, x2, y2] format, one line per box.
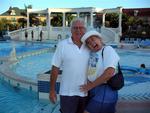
[1, 71, 150, 113]
[117, 50, 150, 68]
[1, 41, 150, 113]
[0, 41, 58, 113]
[12, 52, 54, 80]
[11, 49, 150, 80]
[0, 41, 54, 57]
[0, 78, 58, 113]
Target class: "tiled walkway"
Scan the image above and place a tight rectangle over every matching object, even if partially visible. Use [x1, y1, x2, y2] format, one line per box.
[119, 74, 150, 99]
[116, 74, 150, 113]
[52, 74, 150, 113]
[116, 100, 150, 113]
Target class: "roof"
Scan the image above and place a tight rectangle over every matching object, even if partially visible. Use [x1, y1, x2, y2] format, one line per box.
[123, 8, 150, 17]
[0, 7, 26, 16]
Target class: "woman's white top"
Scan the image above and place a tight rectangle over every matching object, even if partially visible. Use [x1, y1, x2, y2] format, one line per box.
[87, 46, 120, 82]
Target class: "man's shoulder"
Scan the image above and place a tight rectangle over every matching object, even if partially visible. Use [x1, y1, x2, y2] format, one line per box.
[59, 38, 68, 44]
[57, 38, 69, 47]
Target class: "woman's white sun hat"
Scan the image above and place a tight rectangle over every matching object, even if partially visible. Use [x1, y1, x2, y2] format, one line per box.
[81, 30, 103, 43]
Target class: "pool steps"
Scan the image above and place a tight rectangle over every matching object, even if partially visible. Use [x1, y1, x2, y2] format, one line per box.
[38, 73, 61, 100]
[0, 62, 37, 91]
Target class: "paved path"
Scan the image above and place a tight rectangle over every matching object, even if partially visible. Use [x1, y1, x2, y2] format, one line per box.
[116, 74, 150, 113]
[116, 100, 150, 113]
[52, 74, 150, 113]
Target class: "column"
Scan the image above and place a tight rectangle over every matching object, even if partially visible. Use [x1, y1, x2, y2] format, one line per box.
[84, 15, 87, 27]
[119, 9, 122, 37]
[47, 8, 51, 39]
[102, 13, 106, 27]
[63, 12, 66, 27]
[47, 12, 51, 28]
[77, 12, 80, 18]
[90, 12, 93, 28]
[27, 11, 30, 28]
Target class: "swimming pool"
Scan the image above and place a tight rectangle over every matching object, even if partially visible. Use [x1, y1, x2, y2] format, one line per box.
[0, 41, 58, 113]
[12, 52, 54, 80]
[11, 49, 150, 80]
[0, 43, 150, 113]
[0, 78, 58, 113]
[117, 49, 150, 68]
[0, 41, 55, 57]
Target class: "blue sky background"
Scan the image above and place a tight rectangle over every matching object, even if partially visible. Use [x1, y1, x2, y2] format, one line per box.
[0, 0, 150, 14]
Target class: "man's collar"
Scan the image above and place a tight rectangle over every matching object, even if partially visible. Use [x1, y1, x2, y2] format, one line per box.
[68, 37, 74, 44]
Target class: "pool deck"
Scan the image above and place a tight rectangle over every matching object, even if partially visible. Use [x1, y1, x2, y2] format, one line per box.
[51, 99, 150, 113]
[51, 74, 150, 113]
[37, 69, 150, 113]
[116, 74, 150, 113]
[116, 100, 150, 113]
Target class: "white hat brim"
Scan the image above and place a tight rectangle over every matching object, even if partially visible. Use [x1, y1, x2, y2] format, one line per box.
[81, 30, 103, 43]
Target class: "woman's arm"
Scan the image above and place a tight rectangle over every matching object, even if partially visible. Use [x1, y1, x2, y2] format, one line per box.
[80, 67, 115, 92]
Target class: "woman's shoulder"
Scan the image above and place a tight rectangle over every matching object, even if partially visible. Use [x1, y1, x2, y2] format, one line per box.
[104, 45, 114, 49]
[103, 45, 120, 59]
[103, 45, 115, 53]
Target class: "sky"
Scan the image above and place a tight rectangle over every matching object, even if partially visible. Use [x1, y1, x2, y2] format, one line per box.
[0, 0, 150, 14]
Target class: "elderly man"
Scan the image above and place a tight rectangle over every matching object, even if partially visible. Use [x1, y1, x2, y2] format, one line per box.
[49, 18, 90, 113]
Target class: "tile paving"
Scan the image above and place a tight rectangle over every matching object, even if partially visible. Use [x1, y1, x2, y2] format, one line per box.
[116, 74, 150, 113]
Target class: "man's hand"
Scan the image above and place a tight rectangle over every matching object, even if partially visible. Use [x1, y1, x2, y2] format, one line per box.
[80, 81, 94, 93]
[49, 90, 57, 104]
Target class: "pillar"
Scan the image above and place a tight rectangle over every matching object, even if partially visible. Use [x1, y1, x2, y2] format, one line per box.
[90, 12, 93, 28]
[102, 13, 106, 27]
[27, 10, 30, 28]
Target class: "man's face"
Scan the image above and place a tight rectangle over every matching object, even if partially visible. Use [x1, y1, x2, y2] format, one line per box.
[71, 21, 86, 40]
[86, 36, 102, 52]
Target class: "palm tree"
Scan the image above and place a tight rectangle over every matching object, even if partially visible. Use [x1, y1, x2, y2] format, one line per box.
[51, 13, 63, 27]
[17, 18, 27, 28]
[105, 13, 119, 28]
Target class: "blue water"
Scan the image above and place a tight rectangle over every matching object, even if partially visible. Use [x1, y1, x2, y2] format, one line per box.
[1, 41, 150, 113]
[1, 72, 150, 113]
[0, 41, 55, 57]
[0, 78, 58, 113]
[12, 52, 54, 80]
[117, 50, 150, 68]
[0, 41, 58, 113]
[11, 49, 150, 79]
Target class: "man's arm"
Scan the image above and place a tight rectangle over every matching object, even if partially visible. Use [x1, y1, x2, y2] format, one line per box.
[49, 65, 59, 103]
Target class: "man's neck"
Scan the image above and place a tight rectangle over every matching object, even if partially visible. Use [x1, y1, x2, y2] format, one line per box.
[72, 37, 82, 48]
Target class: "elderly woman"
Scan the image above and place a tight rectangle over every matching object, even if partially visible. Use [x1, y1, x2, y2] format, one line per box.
[80, 30, 120, 113]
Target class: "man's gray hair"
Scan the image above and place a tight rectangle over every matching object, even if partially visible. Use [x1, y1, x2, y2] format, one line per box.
[70, 18, 86, 29]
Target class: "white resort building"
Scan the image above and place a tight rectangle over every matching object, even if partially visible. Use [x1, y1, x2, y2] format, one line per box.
[9, 7, 123, 44]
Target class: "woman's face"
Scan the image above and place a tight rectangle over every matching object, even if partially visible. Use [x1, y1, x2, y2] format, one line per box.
[86, 36, 103, 52]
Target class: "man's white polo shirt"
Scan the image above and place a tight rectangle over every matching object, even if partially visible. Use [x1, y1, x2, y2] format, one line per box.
[51, 37, 90, 97]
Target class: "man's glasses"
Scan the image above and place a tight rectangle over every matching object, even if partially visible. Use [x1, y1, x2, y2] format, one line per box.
[73, 27, 85, 30]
